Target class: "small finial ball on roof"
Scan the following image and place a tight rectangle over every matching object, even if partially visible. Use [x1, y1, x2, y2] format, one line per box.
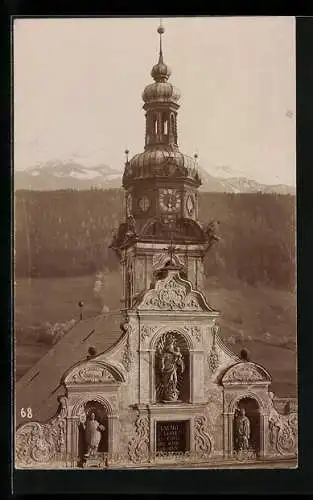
[88, 346, 97, 357]
[194, 153, 198, 160]
[78, 301, 84, 308]
[157, 25, 165, 35]
[125, 149, 129, 155]
[240, 348, 250, 361]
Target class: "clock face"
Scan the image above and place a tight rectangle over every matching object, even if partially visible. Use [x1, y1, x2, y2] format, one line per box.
[138, 196, 150, 212]
[186, 194, 195, 216]
[159, 188, 181, 213]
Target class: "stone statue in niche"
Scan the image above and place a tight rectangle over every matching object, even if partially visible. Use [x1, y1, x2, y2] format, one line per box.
[157, 333, 185, 402]
[83, 412, 105, 458]
[235, 408, 251, 452]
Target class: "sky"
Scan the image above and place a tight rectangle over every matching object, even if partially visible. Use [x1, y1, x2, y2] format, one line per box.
[13, 17, 296, 186]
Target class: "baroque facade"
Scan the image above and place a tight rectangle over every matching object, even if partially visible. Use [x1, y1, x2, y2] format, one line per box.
[15, 24, 297, 469]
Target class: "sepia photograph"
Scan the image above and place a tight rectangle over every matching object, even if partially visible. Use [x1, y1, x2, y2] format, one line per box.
[14, 16, 297, 471]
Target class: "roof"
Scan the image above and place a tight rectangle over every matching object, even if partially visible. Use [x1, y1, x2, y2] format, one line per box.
[15, 312, 122, 427]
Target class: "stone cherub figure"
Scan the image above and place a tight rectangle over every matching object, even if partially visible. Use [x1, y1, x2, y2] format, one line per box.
[83, 412, 105, 458]
[159, 335, 185, 402]
[235, 408, 251, 452]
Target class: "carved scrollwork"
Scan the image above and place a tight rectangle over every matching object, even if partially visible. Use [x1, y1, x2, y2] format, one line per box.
[152, 252, 184, 271]
[138, 271, 210, 312]
[69, 366, 115, 384]
[16, 397, 68, 466]
[122, 330, 134, 371]
[128, 413, 150, 463]
[269, 411, 298, 456]
[184, 326, 201, 343]
[207, 346, 219, 373]
[140, 324, 158, 342]
[194, 415, 212, 458]
[222, 362, 267, 385]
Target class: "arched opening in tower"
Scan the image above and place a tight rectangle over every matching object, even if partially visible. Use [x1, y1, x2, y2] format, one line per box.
[162, 112, 168, 135]
[155, 332, 190, 403]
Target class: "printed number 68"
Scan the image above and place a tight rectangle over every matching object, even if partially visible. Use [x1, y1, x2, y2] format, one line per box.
[20, 407, 32, 419]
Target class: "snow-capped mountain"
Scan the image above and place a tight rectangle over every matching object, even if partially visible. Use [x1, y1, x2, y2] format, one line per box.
[14, 160, 296, 195]
[14, 161, 122, 191]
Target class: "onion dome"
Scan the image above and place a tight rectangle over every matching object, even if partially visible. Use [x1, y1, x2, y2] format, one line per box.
[151, 25, 171, 82]
[142, 24, 180, 105]
[123, 147, 201, 188]
[142, 82, 180, 104]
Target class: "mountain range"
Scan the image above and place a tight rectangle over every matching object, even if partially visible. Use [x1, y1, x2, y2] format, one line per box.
[14, 160, 296, 195]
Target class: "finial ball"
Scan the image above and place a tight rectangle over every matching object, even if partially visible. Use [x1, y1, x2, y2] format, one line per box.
[157, 25, 165, 35]
[125, 149, 129, 155]
[194, 153, 198, 159]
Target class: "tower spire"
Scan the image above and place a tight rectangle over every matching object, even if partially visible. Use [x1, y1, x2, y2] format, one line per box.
[158, 19, 165, 64]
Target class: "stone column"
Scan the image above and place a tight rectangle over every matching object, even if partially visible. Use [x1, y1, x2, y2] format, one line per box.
[108, 415, 119, 454]
[71, 416, 79, 466]
[223, 412, 233, 459]
[189, 351, 194, 403]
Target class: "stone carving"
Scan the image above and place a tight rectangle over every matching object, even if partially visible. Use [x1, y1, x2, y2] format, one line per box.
[140, 324, 158, 342]
[139, 271, 208, 311]
[82, 412, 106, 458]
[184, 326, 201, 343]
[128, 413, 150, 463]
[234, 408, 250, 452]
[194, 415, 212, 458]
[208, 346, 219, 373]
[156, 333, 185, 402]
[69, 366, 115, 384]
[122, 331, 134, 371]
[269, 410, 298, 456]
[152, 252, 184, 271]
[16, 397, 68, 466]
[208, 324, 220, 373]
[223, 363, 265, 384]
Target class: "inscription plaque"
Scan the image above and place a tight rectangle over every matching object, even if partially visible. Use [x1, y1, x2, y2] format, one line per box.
[156, 420, 189, 453]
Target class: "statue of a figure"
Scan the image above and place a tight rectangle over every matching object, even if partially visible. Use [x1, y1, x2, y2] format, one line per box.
[205, 220, 220, 242]
[83, 412, 105, 458]
[235, 408, 250, 452]
[159, 335, 185, 402]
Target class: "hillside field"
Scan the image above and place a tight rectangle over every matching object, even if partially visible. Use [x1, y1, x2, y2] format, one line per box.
[15, 272, 296, 397]
[14, 190, 296, 397]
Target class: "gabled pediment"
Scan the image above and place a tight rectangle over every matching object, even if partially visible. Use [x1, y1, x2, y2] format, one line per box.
[137, 269, 217, 312]
[63, 360, 125, 386]
[221, 361, 271, 385]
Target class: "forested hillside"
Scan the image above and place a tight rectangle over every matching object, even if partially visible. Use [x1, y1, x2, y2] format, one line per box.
[15, 189, 296, 291]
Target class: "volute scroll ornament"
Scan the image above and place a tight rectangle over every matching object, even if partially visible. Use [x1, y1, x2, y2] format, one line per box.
[128, 412, 150, 463]
[194, 415, 212, 458]
[16, 396, 68, 467]
[269, 410, 298, 456]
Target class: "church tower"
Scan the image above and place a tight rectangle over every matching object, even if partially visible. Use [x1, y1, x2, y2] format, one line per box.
[111, 23, 217, 311]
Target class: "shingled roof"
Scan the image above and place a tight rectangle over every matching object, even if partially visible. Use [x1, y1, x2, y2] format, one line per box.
[15, 312, 122, 427]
